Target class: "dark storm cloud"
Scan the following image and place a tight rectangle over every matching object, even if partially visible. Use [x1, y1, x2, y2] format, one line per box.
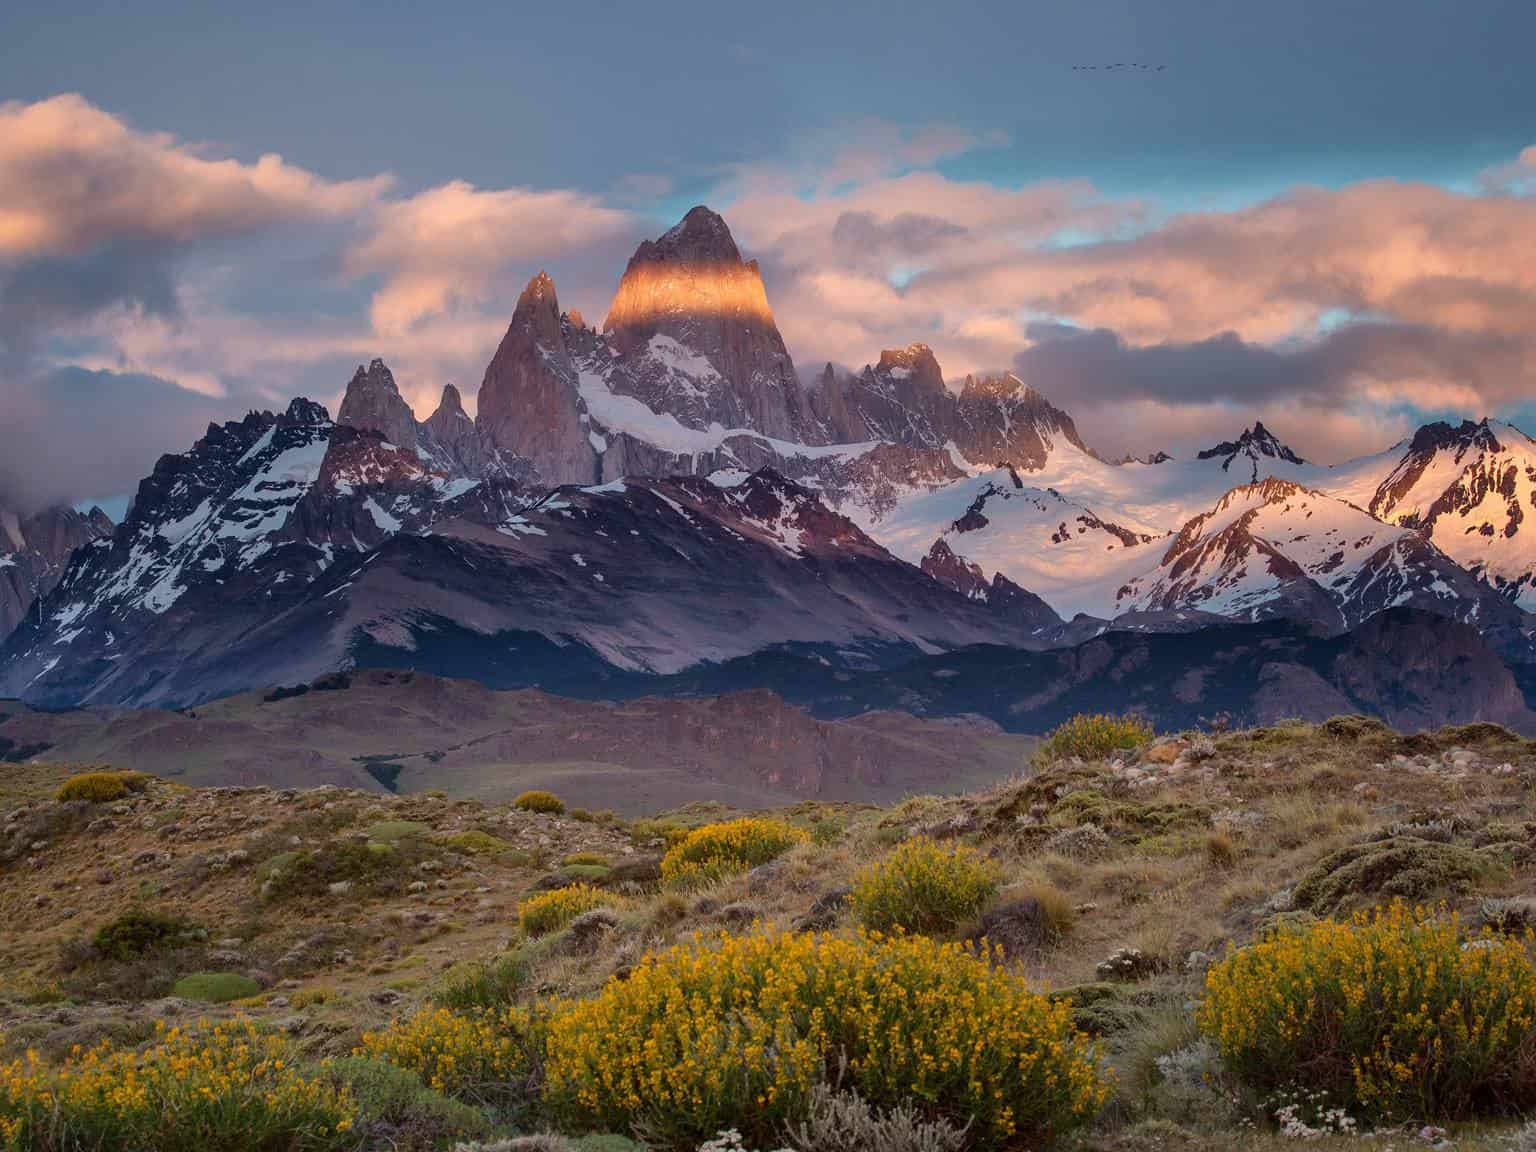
[1015, 322, 1533, 411]
[0, 366, 233, 515]
[0, 241, 181, 372]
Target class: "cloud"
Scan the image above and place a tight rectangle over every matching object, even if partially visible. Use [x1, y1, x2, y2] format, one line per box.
[1063, 394, 1417, 468]
[345, 179, 633, 334]
[0, 94, 643, 510]
[700, 135, 1536, 458]
[1480, 144, 1536, 195]
[7, 94, 1536, 500]
[0, 94, 385, 261]
[726, 120, 1009, 197]
[0, 93, 389, 379]
[1015, 321, 1533, 412]
[0, 366, 232, 515]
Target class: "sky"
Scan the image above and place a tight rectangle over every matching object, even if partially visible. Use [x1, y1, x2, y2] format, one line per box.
[3, 0, 1536, 512]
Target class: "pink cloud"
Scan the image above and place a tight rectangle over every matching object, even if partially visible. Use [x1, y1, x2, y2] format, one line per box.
[0, 94, 387, 260]
[346, 179, 633, 334]
[708, 144, 1536, 457]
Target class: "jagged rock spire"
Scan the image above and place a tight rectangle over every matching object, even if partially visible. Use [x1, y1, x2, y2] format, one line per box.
[338, 359, 417, 451]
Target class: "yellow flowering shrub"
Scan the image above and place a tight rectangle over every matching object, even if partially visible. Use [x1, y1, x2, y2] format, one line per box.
[850, 836, 1001, 935]
[542, 928, 1109, 1149]
[55, 770, 149, 804]
[513, 790, 565, 815]
[518, 883, 619, 937]
[659, 817, 809, 888]
[1035, 713, 1154, 764]
[0, 1018, 356, 1151]
[1198, 902, 1536, 1119]
[358, 1006, 533, 1103]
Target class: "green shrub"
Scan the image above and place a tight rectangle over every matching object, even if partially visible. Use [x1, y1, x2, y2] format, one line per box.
[441, 830, 514, 856]
[559, 863, 610, 882]
[326, 1055, 489, 1150]
[630, 818, 691, 848]
[1048, 982, 1148, 1037]
[90, 910, 200, 962]
[563, 851, 607, 867]
[170, 972, 261, 1003]
[1036, 713, 1154, 764]
[1199, 903, 1536, 1120]
[434, 953, 526, 1011]
[514, 791, 566, 815]
[850, 837, 1001, 936]
[259, 841, 412, 901]
[55, 771, 149, 804]
[1293, 837, 1499, 915]
[542, 929, 1109, 1149]
[659, 817, 808, 888]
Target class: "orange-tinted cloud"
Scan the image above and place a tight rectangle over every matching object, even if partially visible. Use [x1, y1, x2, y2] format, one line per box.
[0, 94, 386, 260]
[346, 179, 632, 334]
[718, 141, 1536, 459]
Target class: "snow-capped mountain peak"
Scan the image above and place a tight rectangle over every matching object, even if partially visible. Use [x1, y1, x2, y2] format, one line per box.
[1364, 416, 1536, 607]
[1114, 476, 1524, 639]
[1196, 422, 1307, 479]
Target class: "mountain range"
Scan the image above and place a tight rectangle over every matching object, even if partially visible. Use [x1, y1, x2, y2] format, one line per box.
[4, 205, 1535, 735]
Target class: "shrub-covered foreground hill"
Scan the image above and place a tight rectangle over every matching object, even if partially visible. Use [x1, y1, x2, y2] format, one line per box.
[8, 718, 1536, 1150]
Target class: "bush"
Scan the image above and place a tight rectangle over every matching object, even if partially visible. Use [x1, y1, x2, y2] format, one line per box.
[659, 818, 809, 888]
[542, 929, 1109, 1149]
[1036, 713, 1154, 764]
[358, 1006, 533, 1104]
[326, 1056, 488, 1150]
[435, 953, 526, 1011]
[89, 909, 201, 961]
[259, 841, 412, 901]
[514, 791, 566, 815]
[1204, 831, 1239, 869]
[850, 837, 1000, 936]
[443, 830, 516, 856]
[559, 863, 610, 882]
[970, 885, 1075, 958]
[1198, 903, 1536, 1120]
[171, 972, 261, 1003]
[785, 1083, 969, 1152]
[1292, 837, 1498, 915]
[55, 770, 149, 804]
[630, 819, 692, 848]
[0, 1018, 357, 1151]
[518, 884, 617, 937]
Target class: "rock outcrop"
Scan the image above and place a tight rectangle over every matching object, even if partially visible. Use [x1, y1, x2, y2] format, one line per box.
[336, 359, 419, 453]
[476, 272, 595, 486]
[0, 503, 114, 638]
[812, 343, 1092, 470]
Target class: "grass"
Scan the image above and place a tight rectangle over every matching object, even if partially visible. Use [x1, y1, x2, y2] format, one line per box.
[366, 820, 432, 844]
[170, 972, 262, 1002]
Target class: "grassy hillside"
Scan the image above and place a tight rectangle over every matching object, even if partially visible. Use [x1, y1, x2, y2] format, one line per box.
[5, 716, 1536, 1149]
